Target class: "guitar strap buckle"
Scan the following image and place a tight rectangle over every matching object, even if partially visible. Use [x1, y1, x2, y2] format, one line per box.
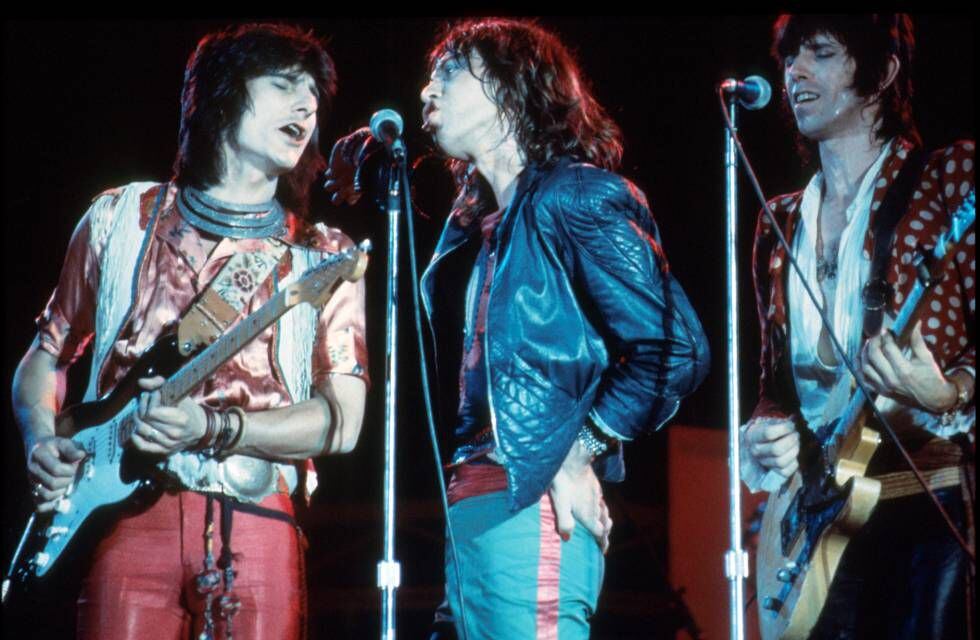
[861, 278, 893, 338]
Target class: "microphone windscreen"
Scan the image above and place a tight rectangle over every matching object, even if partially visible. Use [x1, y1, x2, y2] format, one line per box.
[744, 75, 771, 110]
[370, 109, 404, 141]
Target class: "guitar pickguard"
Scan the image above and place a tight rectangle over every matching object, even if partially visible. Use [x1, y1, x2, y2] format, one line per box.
[780, 487, 803, 558]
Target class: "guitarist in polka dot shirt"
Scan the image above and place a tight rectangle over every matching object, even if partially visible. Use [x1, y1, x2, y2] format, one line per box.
[741, 14, 974, 640]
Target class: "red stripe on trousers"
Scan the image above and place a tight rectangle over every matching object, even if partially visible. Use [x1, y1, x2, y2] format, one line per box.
[536, 493, 561, 640]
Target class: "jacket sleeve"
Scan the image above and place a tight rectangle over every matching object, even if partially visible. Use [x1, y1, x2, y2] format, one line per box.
[550, 169, 709, 440]
[750, 200, 798, 422]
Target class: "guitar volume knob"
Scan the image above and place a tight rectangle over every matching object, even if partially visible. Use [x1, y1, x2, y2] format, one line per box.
[762, 596, 783, 611]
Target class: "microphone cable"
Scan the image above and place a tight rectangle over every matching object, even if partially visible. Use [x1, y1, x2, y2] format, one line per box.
[717, 88, 974, 561]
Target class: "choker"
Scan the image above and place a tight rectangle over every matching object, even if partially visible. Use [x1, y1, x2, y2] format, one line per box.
[177, 187, 286, 239]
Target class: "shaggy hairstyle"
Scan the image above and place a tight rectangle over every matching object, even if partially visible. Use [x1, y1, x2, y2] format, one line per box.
[427, 18, 623, 218]
[772, 14, 921, 161]
[173, 23, 337, 218]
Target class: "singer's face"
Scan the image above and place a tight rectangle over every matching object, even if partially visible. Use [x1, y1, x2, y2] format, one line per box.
[783, 34, 875, 142]
[420, 52, 508, 161]
[223, 68, 319, 178]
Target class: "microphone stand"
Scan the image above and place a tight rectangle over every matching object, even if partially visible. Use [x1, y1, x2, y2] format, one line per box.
[723, 94, 749, 640]
[378, 144, 406, 640]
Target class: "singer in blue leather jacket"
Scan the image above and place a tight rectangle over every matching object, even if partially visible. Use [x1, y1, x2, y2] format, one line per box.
[420, 156, 710, 510]
[416, 22, 710, 640]
[326, 18, 709, 639]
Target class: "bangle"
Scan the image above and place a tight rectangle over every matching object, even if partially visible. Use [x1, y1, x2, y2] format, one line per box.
[211, 411, 234, 458]
[225, 407, 247, 452]
[194, 407, 218, 451]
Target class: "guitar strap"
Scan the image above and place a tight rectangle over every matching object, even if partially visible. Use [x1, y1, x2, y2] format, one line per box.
[177, 238, 290, 353]
[861, 148, 929, 338]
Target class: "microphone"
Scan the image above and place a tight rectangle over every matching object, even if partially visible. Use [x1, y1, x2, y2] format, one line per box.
[720, 75, 772, 110]
[369, 109, 406, 159]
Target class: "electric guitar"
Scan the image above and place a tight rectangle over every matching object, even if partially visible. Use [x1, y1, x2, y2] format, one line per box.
[4, 240, 369, 594]
[755, 190, 974, 640]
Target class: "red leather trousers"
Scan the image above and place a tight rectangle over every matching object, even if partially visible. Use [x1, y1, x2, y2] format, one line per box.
[76, 490, 304, 640]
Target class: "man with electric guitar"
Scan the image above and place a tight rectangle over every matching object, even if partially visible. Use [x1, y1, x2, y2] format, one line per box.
[10, 23, 368, 639]
[742, 14, 974, 640]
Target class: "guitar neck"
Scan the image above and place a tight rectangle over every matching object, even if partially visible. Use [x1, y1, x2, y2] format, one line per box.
[828, 189, 975, 445]
[160, 287, 293, 406]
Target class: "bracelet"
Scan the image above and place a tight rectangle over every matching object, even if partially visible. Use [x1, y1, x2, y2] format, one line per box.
[577, 420, 614, 457]
[210, 410, 234, 459]
[225, 406, 248, 452]
[193, 407, 219, 451]
[940, 372, 973, 426]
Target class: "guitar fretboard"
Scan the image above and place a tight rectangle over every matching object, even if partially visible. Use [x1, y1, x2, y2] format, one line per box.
[824, 190, 975, 451]
[157, 248, 357, 406]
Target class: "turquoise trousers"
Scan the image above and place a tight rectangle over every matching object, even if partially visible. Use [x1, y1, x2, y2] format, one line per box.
[444, 491, 605, 640]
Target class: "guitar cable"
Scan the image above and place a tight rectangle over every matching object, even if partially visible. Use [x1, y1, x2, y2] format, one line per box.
[718, 89, 975, 562]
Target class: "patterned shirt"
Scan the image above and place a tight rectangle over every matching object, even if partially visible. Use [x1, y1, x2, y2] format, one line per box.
[38, 182, 368, 420]
[744, 139, 975, 488]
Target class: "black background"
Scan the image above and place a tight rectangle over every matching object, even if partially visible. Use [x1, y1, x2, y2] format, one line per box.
[2, 16, 973, 638]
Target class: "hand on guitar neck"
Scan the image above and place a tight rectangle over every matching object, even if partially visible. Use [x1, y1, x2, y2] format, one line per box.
[743, 321, 974, 494]
[860, 322, 971, 414]
[128, 376, 207, 456]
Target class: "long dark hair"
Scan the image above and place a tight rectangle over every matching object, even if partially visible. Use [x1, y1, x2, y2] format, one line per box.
[173, 23, 337, 218]
[772, 14, 920, 161]
[427, 18, 623, 219]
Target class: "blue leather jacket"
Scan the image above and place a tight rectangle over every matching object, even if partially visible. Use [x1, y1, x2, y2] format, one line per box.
[421, 158, 709, 510]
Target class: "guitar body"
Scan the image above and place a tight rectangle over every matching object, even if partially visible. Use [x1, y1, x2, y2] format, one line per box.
[5, 241, 370, 589]
[752, 184, 975, 640]
[756, 423, 882, 640]
[23, 335, 188, 578]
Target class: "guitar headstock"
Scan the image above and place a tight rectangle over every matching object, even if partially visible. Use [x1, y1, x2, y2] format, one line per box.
[286, 239, 372, 308]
